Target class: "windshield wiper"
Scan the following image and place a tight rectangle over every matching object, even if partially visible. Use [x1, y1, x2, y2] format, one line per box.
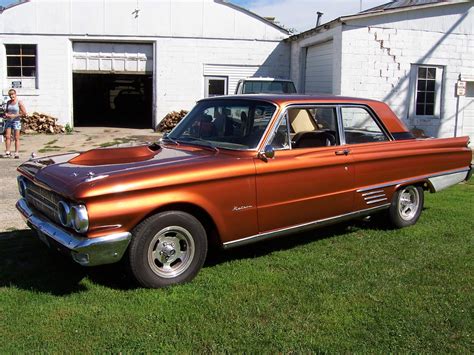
[175, 137, 219, 152]
[160, 134, 180, 146]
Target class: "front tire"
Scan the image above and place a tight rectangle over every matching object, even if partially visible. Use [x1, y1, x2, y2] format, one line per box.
[128, 211, 208, 288]
[388, 185, 424, 228]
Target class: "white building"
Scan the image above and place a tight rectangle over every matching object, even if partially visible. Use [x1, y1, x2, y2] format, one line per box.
[0, 0, 289, 128]
[289, 0, 474, 141]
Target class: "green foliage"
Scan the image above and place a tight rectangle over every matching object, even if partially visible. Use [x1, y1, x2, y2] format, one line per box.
[98, 138, 134, 147]
[0, 181, 472, 352]
[64, 123, 73, 134]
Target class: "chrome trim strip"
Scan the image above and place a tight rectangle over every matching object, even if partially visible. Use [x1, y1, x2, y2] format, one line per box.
[366, 198, 388, 204]
[356, 167, 470, 193]
[361, 190, 384, 196]
[428, 171, 470, 192]
[16, 198, 131, 266]
[364, 194, 386, 200]
[223, 204, 390, 249]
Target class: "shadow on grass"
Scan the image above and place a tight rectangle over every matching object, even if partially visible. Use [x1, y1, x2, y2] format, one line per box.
[0, 229, 134, 295]
[0, 217, 388, 294]
[205, 221, 356, 267]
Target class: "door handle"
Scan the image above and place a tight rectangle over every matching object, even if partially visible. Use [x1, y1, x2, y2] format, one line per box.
[335, 149, 350, 156]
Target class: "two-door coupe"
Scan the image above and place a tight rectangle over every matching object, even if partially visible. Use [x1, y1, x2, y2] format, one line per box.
[16, 95, 472, 287]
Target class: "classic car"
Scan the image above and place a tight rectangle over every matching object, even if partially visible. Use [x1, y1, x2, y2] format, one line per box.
[16, 95, 472, 288]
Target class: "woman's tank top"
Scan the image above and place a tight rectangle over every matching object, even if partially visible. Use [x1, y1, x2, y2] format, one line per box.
[7, 100, 20, 121]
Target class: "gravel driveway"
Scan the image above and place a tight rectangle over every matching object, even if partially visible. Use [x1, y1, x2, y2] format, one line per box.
[0, 127, 159, 232]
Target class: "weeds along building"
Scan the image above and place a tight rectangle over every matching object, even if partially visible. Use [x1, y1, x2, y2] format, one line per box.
[0, 0, 289, 128]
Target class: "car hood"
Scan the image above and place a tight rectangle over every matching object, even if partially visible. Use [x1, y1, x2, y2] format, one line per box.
[18, 143, 245, 199]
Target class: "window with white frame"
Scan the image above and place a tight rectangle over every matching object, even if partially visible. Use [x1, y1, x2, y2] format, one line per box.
[204, 76, 227, 97]
[5, 44, 37, 89]
[411, 65, 443, 118]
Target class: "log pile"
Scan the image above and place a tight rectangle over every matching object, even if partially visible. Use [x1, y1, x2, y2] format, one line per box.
[411, 127, 429, 138]
[156, 110, 188, 133]
[21, 112, 65, 134]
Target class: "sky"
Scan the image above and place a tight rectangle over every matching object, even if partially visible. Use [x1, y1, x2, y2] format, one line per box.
[0, 0, 391, 33]
[231, 0, 390, 32]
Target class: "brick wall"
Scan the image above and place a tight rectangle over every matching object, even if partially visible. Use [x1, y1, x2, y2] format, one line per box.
[340, 24, 473, 139]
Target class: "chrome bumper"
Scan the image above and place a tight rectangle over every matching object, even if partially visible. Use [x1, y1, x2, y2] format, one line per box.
[16, 198, 131, 266]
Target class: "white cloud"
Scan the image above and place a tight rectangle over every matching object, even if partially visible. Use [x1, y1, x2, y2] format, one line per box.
[239, 0, 389, 33]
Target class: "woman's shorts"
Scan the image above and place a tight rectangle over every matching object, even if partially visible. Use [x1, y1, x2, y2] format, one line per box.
[4, 120, 21, 131]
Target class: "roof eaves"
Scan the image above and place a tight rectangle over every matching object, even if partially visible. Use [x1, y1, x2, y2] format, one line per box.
[288, 0, 468, 41]
[287, 18, 343, 41]
[0, 0, 29, 14]
[218, 0, 290, 35]
[340, 0, 468, 22]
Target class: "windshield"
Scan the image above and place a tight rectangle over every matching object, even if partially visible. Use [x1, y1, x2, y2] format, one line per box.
[168, 99, 277, 150]
[242, 81, 296, 94]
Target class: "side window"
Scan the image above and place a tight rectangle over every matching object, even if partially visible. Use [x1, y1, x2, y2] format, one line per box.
[341, 107, 388, 144]
[287, 107, 338, 149]
[5, 44, 37, 89]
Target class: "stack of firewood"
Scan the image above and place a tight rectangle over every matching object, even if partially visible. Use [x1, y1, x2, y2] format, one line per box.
[21, 112, 65, 134]
[156, 110, 188, 132]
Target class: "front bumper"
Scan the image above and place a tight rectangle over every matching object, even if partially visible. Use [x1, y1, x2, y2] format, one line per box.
[16, 198, 131, 266]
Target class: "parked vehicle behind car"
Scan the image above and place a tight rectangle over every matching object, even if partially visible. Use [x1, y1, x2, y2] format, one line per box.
[16, 95, 472, 288]
[235, 77, 297, 94]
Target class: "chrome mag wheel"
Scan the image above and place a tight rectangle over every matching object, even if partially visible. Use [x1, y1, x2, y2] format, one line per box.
[147, 225, 195, 279]
[397, 186, 420, 221]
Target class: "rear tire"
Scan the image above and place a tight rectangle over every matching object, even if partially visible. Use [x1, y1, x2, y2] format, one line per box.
[388, 185, 424, 228]
[128, 211, 208, 288]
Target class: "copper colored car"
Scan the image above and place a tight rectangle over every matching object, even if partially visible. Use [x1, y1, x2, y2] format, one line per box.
[16, 95, 472, 288]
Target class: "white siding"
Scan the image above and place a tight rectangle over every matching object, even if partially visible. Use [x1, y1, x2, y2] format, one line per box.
[203, 64, 279, 95]
[304, 41, 333, 94]
[0, 0, 290, 126]
[0, 0, 287, 41]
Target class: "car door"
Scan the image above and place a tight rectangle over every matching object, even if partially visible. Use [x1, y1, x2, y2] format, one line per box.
[254, 105, 354, 233]
[338, 105, 395, 211]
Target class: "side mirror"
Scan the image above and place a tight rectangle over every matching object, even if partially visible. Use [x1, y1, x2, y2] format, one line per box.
[258, 145, 275, 162]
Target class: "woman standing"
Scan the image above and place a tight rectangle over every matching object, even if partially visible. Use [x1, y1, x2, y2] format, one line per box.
[3, 89, 26, 159]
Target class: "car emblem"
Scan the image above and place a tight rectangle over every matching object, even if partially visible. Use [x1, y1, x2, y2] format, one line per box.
[232, 205, 253, 212]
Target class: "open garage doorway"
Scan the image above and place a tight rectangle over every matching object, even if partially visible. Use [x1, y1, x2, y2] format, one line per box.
[73, 73, 153, 128]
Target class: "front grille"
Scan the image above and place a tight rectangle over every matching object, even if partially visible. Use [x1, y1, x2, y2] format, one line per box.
[24, 180, 62, 224]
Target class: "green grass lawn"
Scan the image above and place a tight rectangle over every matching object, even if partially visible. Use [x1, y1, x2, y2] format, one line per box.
[1, 181, 472, 352]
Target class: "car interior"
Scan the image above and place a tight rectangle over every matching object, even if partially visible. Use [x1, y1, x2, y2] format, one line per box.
[270, 106, 388, 149]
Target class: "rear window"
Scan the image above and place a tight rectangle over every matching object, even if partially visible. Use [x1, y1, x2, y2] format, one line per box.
[242, 81, 296, 94]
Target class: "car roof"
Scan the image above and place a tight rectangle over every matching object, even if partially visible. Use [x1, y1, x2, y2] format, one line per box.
[199, 94, 380, 106]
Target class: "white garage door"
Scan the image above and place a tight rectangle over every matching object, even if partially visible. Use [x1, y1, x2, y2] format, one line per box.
[73, 42, 153, 73]
[304, 41, 333, 94]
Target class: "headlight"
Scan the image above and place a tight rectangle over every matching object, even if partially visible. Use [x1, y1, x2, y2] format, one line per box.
[71, 204, 89, 233]
[17, 176, 27, 198]
[58, 201, 72, 227]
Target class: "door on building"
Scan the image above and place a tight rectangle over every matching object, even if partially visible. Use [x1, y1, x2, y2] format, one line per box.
[72, 42, 153, 128]
[304, 41, 333, 94]
[462, 81, 474, 144]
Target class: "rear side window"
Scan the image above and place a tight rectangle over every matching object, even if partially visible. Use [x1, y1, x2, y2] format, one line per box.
[341, 107, 388, 144]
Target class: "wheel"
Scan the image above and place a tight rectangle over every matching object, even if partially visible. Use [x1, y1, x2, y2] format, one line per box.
[388, 185, 424, 228]
[128, 211, 208, 288]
